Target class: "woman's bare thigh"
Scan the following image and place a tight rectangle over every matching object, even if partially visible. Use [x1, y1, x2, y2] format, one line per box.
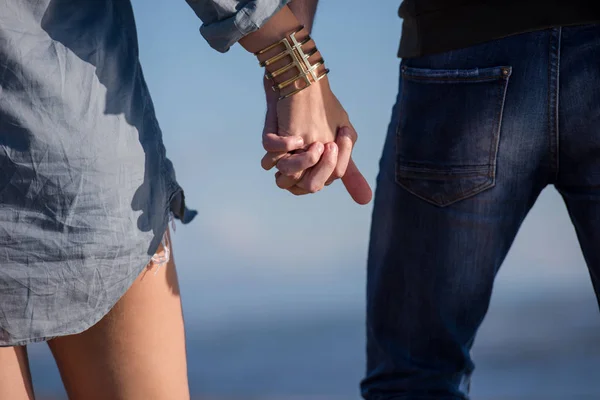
[0, 345, 35, 400]
[47, 229, 189, 400]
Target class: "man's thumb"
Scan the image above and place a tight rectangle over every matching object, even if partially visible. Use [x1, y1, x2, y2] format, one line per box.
[341, 158, 372, 205]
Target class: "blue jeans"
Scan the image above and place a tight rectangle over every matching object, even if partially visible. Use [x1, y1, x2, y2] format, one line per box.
[362, 24, 600, 399]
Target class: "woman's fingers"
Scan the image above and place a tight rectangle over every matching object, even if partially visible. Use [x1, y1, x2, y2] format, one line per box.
[262, 151, 288, 171]
[262, 132, 305, 153]
[274, 143, 337, 195]
[275, 142, 324, 176]
[295, 142, 338, 194]
[287, 186, 310, 196]
[261, 133, 305, 171]
[275, 171, 304, 190]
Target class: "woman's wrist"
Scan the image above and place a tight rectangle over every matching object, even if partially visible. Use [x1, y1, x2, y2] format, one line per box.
[240, 6, 328, 100]
[258, 27, 327, 97]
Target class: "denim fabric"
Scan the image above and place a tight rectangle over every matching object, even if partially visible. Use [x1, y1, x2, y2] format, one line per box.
[186, 0, 290, 52]
[0, 0, 196, 346]
[363, 24, 600, 399]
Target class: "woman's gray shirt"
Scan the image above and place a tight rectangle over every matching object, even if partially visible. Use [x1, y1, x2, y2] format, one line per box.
[0, 0, 282, 346]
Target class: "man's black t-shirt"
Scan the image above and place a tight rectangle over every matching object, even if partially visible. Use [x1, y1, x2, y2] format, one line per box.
[398, 0, 600, 58]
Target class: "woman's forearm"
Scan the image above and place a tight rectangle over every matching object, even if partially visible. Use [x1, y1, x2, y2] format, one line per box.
[238, 5, 301, 54]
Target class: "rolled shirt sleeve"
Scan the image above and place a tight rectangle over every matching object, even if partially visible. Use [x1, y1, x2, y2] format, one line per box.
[186, 0, 290, 53]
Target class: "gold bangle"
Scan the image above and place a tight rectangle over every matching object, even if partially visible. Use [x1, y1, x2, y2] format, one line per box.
[255, 26, 329, 100]
[275, 58, 325, 90]
[254, 26, 304, 57]
[279, 69, 330, 100]
[265, 48, 320, 80]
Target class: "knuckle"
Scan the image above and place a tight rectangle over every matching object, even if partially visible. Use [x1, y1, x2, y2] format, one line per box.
[262, 139, 274, 152]
[275, 178, 286, 189]
[279, 168, 293, 176]
[285, 143, 296, 152]
[279, 164, 299, 178]
[276, 162, 290, 175]
[307, 183, 322, 194]
[342, 127, 357, 143]
[285, 137, 303, 151]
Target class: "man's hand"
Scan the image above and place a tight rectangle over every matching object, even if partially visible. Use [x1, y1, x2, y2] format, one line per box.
[260, 77, 372, 205]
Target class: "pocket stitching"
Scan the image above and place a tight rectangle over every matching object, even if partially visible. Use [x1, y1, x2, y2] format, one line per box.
[402, 76, 504, 83]
[394, 65, 511, 206]
[489, 70, 511, 181]
[401, 65, 512, 82]
[395, 177, 495, 208]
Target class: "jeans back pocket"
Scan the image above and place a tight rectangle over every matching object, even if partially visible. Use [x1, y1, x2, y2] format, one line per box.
[395, 64, 512, 207]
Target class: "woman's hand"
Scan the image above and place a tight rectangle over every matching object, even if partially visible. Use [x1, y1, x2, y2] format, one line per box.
[261, 77, 372, 204]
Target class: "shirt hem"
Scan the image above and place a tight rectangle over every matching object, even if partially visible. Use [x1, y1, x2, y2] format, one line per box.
[0, 185, 195, 347]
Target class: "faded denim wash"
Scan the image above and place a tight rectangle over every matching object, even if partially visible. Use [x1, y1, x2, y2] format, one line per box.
[363, 24, 600, 399]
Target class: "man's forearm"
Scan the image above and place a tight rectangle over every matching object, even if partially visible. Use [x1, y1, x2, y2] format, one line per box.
[288, 0, 319, 33]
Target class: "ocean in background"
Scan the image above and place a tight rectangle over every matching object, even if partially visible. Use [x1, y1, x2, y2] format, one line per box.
[27, 289, 600, 399]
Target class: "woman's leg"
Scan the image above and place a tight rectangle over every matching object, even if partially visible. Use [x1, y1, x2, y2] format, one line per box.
[0, 345, 35, 399]
[47, 229, 190, 400]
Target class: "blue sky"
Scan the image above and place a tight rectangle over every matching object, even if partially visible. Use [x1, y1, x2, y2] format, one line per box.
[130, 0, 596, 329]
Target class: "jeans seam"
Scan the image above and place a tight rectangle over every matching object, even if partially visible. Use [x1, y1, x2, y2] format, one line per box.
[548, 27, 561, 182]
[396, 177, 494, 207]
[397, 163, 490, 174]
[403, 75, 503, 83]
[555, 27, 562, 182]
[488, 75, 510, 179]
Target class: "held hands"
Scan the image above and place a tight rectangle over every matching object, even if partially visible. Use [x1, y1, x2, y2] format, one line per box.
[260, 76, 373, 205]
[236, 6, 371, 203]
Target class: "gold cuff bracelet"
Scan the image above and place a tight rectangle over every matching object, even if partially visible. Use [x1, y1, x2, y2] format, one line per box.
[254, 26, 329, 100]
